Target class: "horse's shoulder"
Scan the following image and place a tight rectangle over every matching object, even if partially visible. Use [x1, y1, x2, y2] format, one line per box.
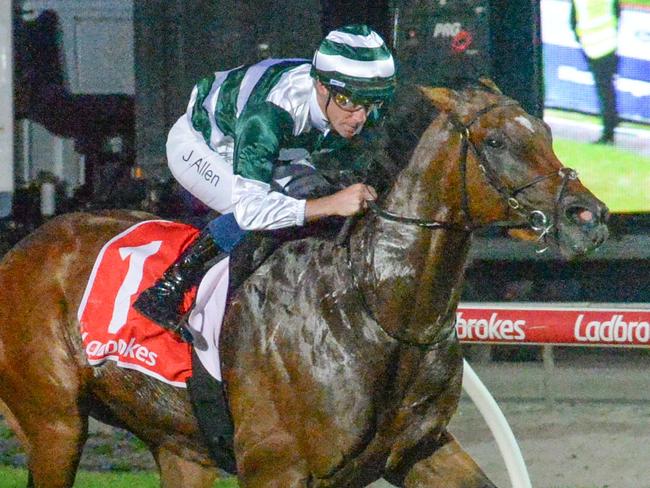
[249, 236, 342, 294]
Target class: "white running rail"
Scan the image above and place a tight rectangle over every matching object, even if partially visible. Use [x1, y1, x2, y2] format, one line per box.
[462, 359, 532, 488]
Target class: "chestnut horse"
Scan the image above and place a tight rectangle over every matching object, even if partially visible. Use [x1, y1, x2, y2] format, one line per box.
[0, 82, 608, 488]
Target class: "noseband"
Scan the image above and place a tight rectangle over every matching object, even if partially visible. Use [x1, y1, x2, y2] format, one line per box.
[368, 101, 578, 249]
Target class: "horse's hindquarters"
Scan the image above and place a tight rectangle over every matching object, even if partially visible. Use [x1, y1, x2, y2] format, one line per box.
[0, 212, 215, 486]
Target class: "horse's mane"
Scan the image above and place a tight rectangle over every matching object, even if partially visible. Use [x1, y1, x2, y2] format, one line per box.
[309, 78, 501, 198]
[346, 78, 500, 197]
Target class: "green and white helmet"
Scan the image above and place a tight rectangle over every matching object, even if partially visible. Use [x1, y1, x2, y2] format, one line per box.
[311, 24, 396, 104]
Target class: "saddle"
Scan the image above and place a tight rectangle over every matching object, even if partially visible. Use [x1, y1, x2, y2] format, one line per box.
[185, 231, 283, 475]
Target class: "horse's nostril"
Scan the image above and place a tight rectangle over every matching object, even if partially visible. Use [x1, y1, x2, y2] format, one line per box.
[566, 206, 594, 225]
[578, 209, 594, 223]
[592, 227, 608, 247]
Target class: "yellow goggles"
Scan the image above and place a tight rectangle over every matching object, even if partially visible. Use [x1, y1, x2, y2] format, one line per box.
[331, 91, 383, 114]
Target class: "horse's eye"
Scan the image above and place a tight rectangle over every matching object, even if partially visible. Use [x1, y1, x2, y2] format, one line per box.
[485, 137, 504, 149]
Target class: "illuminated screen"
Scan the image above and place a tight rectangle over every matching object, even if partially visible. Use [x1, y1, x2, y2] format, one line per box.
[541, 0, 650, 214]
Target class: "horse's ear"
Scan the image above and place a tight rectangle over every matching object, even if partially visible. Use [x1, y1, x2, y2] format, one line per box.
[417, 86, 457, 112]
[478, 77, 503, 94]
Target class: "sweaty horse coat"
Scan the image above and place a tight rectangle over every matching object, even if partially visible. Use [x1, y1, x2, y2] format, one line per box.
[0, 82, 608, 488]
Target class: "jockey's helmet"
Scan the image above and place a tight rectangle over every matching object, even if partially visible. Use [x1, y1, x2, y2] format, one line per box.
[311, 25, 396, 107]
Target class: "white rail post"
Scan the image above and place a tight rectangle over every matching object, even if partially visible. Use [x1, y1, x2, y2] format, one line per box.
[542, 345, 556, 408]
[0, 1, 14, 217]
[462, 359, 532, 488]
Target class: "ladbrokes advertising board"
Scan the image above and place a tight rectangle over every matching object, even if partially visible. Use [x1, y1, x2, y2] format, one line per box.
[457, 303, 650, 346]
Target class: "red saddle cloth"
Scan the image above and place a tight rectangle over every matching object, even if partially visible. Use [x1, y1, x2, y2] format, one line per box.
[77, 220, 199, 387]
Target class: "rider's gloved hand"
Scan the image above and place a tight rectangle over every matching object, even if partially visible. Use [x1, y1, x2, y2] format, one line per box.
[305, 183, 377, 222]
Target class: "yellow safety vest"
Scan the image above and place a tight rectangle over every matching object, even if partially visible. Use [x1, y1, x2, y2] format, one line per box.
[574, 0, 618, 59]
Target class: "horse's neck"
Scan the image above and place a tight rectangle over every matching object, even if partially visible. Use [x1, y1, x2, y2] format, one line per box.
[352, 219, 471, 345]
[388, 114, 466, 220]
[351, 121, 472, 345]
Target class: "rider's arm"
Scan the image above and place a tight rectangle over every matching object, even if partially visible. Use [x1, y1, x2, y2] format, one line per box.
[232, 103, 306, 230]
[232, 103, 375, 230]
[304, 184, 377, 222]
[232, 176, 376, 229]
[231, 175, 305, 230]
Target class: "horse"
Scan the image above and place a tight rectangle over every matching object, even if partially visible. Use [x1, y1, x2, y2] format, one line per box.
[0, 81, 608, 488]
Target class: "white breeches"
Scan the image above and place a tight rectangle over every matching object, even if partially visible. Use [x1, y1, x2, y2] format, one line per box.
[166, 116, 236, 214]
[167, 115, 306, 229]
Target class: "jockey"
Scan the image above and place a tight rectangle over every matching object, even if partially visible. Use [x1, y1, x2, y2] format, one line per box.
[134, 24, 396, 341]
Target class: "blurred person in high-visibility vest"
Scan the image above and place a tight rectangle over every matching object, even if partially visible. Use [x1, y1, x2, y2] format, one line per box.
[571, 0, 620, 144]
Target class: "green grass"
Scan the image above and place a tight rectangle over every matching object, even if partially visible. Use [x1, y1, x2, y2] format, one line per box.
[0, 466, 239, 487]
[626, 0, 650, 7]
[544, 108, 650, 213]
[0, 467, 606, 488]
[552, 137, 650, 213]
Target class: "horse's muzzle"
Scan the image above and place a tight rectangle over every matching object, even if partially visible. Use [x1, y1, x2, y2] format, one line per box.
[559, 195, 610, 254]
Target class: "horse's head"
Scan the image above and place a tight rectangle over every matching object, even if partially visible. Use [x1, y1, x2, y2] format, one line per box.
[399, 80, 609, 257]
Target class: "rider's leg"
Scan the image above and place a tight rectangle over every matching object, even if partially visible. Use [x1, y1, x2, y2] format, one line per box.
[137, 116, 241, 340]
[132, 229, 225, 338]
[133, 213, 246, 340]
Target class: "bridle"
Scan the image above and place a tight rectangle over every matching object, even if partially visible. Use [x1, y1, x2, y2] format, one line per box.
[345, 100, 580, 347]
[367, 101, 578, 251]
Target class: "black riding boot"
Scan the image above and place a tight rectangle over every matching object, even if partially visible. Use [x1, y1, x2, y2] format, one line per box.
[133, 230, 224, 341]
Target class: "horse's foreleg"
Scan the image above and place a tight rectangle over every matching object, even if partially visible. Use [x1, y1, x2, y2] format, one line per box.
[234, 429, 313, 488]
[225, 361, 313, 487]
[153, 446, 218, 488]
[393, 431, 497, 488]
